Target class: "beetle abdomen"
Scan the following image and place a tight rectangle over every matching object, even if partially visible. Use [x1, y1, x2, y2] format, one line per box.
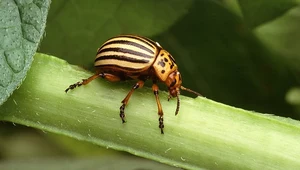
[95, 35, 159, 73]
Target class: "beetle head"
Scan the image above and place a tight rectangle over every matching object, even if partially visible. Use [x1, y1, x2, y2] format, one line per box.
[165, 71, 202, 115]
[165, 71, 182, 115]
[166, 71, 182, 98]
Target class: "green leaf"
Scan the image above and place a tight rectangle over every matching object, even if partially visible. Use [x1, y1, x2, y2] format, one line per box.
[236, 1, 300, 80]
[39, 0, 193, 66]
[1, 53, 300, 169]
[0, 0, 50, 105]
[237, 0, 298, 28]
[255, 4, 300, 74]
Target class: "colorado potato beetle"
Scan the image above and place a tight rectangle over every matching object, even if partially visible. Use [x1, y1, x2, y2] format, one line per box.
[65, 35, 201, 134]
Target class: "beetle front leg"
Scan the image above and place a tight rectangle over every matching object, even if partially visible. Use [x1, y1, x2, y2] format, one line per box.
[120, 80, 144, 123]
[152, 83, 164, 134]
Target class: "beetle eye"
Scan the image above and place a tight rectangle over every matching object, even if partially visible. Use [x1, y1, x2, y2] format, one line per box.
[170, 79, 177, 87]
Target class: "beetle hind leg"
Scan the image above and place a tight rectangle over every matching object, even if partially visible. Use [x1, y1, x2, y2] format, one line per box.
[152, 82, 164, 134]
[65, 74, 100, 93]
[120, 80, 144, 123]
[65, 72, 122, 93]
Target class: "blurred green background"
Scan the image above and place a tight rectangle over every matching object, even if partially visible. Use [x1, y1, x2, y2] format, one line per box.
[1, 0, 300, 168]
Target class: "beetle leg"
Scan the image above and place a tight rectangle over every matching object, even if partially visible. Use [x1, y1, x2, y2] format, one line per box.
[152, 83, 164, 134]
[99, 72, 121, 82]
[120, 80, 144, 123]
[65, 72, 121, 93]
[65, 74, 100, 93]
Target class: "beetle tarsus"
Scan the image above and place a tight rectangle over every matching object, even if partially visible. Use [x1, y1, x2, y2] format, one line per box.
[120, 104, 126, 123]
[65, 81, 83, 93]
[159, 116, 164, 134]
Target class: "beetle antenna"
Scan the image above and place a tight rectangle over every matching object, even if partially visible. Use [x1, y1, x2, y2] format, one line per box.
[175, 95, 180, 116]
[181, 86, 202, 96]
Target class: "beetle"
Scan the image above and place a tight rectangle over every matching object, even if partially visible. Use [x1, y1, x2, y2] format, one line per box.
[65, 34, 201, 134]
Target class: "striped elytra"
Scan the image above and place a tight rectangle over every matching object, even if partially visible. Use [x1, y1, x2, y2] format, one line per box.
[95, 35, 158, 73]
[65, 34, 201, 134]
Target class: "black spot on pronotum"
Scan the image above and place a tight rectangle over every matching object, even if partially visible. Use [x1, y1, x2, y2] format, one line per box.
[157, 59, 165, 67]
[164, 58, 168, 62]
[170, 62, 174, 69]
[160, 53, 164, 56]
[161, 70, 165, 74]
[170, 79, 177, 87]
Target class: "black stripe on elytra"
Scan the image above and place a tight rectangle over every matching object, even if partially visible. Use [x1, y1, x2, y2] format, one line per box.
[95, 55, 149, 63]
[99, 48, 153, 59]
[121, 35, 157, 49]
[101, 40, 155, 55]
[96, 64, 142, 72]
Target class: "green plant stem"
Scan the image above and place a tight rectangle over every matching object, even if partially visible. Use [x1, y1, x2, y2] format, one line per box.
[1, 53, 300, 170]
